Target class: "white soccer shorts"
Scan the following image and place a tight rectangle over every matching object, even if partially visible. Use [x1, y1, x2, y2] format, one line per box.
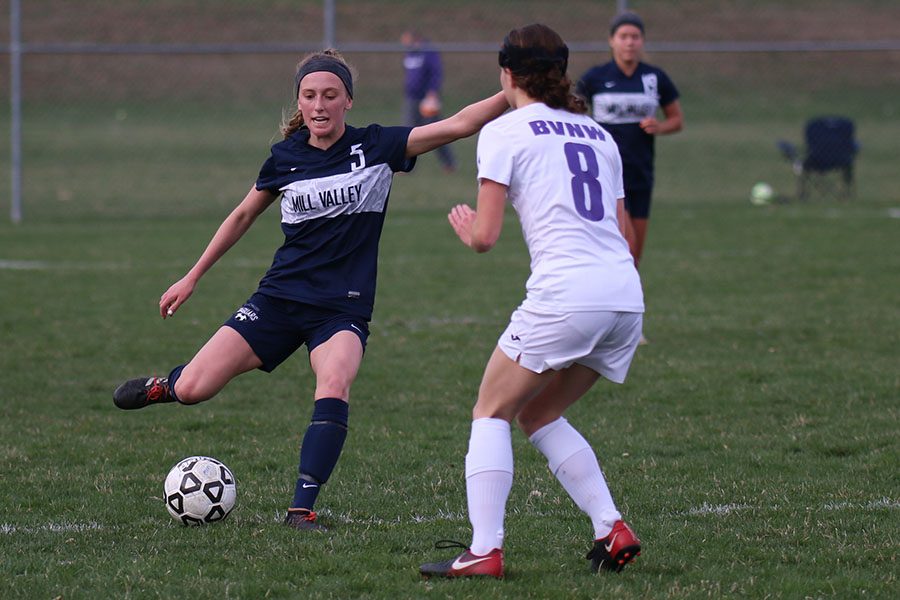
[497, 305, 643, 382]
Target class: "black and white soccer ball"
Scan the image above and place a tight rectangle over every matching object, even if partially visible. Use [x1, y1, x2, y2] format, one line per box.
[163, 456, 237, 526]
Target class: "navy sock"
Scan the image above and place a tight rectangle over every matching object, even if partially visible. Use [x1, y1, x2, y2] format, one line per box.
[291, 397, 349, 511]
[166, 364, 186, 404]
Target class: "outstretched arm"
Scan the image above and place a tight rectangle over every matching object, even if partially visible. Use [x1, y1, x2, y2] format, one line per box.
[447, 178, 507, 253]
[160, 186, 276, 318]
[405, 92, 508, 158]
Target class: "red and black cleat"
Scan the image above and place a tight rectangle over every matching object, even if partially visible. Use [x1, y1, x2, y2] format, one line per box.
[586, 520, 641, 573]
[113, 376, 174, 410]
[283, 509, 327, 532]
[420, 541, 504, 579]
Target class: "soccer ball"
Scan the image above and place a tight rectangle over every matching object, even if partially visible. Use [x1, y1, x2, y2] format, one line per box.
[163, 456, 237, 526]
[750, 181, 774, 205]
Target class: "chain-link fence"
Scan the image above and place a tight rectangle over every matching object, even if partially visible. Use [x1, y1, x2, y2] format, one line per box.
[2, 0, 899, 222]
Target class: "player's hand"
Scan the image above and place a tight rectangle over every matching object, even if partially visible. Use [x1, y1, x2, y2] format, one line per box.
[159, 276, 196, 319]
[448, 204, 477, 248]
[639, 117, 660, 135]
[419, 94, 441, 118]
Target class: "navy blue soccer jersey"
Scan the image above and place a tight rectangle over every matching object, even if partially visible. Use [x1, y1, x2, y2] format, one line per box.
[254, 124, 416, 320]
[577, 61, 679, 191]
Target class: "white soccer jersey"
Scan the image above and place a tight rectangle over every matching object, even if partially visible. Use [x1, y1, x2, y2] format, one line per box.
[477, 102, 643, 313]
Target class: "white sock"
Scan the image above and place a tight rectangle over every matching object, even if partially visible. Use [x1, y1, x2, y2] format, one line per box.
[465, 417, 514, 555]
[529, 417, 620, 539]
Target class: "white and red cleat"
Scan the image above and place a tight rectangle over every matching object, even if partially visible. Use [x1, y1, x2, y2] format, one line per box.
[420, 541, 504, 579]
[586, 520, 641, 573]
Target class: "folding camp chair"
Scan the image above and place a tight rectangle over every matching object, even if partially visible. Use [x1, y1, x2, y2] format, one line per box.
[777, 116, 859, 200]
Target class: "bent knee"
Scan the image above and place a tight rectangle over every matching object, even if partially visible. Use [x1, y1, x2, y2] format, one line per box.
[314, 375, 353, 400]
[172, 377, 212, 405]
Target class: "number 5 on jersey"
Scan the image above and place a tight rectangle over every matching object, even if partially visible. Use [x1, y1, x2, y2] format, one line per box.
[350, 143, 366, 172]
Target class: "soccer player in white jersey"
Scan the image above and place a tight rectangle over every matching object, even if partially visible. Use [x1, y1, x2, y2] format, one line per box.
[112, 49, 508, 531]
[420, 24, 644, 578]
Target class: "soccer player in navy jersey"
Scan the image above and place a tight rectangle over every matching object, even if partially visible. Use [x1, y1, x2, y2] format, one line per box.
[113, 49, 508, 531]
[576, 12, 683, 271]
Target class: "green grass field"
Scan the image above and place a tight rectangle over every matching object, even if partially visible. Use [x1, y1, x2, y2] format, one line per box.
[1, 151, 898, 598]
[2, 2, 900, 593]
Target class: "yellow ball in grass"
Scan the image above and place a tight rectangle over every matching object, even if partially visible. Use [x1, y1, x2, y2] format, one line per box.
[750, 182, 774, 205]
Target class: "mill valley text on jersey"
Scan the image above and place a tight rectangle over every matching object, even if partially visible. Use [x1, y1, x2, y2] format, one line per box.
[283, 182, 365, 215]
[253, 124, 416, 318]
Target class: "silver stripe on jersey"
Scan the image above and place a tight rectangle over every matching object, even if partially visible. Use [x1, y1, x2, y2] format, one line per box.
[591, 92, 659, 125]
[279, 162, 392, 224]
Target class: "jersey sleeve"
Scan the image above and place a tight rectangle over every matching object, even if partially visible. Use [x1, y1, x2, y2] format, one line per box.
[476, 124, 514, 186]
[372, 125, 417, 173]
[255, 150, 281, 193]
[657, 69, 680, 107]
[575, 69, 594, 101]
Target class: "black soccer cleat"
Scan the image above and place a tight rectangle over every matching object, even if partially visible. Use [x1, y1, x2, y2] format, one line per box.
[113, 376, 175, 410]
[283, 509, 327, 532]
[586, 520, 641, 573]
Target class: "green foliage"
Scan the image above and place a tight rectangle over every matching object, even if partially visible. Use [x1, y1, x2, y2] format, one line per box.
[1, 171, 898, 597]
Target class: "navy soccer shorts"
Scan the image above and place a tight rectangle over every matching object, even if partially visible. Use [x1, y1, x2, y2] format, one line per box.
[224, 292, 369, 372]
[624, 187, 653, 220]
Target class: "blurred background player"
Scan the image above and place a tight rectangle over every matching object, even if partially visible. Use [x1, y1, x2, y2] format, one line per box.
[420, 23, 643, 579]
[401, 29, 457, 173]
[113, 49, 507, 532]
[577, 12, 682, 272]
